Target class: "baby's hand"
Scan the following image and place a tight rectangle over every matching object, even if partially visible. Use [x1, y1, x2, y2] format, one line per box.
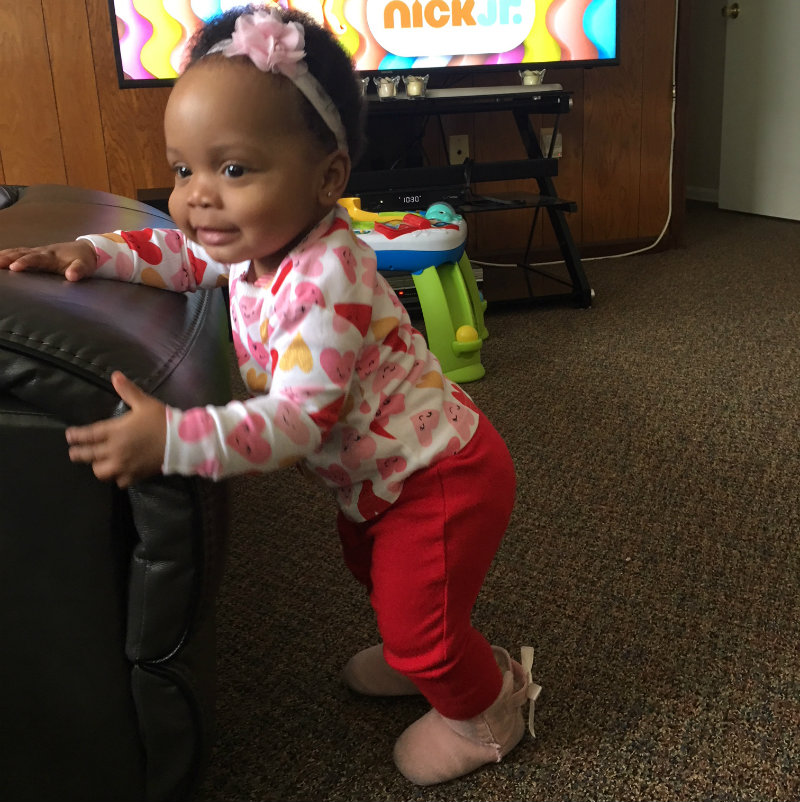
[0, 240, 98, 281]
[65, 371, 167, 488]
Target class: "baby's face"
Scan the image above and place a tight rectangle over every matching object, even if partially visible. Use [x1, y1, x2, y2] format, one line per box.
[164, 58, 334, 275]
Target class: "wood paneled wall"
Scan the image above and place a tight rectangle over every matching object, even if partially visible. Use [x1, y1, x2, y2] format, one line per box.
[0, 0, 680, 256]
[430, 1, 679, 257]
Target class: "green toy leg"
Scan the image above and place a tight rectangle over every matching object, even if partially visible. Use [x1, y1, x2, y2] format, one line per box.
[412, 254, 488, 384]
[456, 253, 489, 341]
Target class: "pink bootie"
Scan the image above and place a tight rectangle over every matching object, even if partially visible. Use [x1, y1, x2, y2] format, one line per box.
[392, 646, 541, 786]
[342, 644, 421, 696]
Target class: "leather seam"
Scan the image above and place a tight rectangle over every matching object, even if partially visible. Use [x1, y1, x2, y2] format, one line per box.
[0, 290, 212, 392]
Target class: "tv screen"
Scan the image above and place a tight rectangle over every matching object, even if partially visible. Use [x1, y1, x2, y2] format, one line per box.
[108, 0, 618, 88]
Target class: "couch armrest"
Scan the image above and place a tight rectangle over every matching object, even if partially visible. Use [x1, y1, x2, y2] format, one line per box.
[0, 185, 232, 802]
[0, 184, 174, 246]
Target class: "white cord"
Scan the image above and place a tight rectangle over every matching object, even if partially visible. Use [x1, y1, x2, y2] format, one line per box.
[472, 0, 680, 271]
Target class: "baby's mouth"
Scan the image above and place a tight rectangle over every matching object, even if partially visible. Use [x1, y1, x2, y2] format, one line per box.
[195, 227, 238, 247]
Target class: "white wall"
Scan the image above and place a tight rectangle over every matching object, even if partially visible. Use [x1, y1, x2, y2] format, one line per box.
[685, 2, 728, 202]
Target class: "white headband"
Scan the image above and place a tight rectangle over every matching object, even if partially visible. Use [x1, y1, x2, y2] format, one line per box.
[205, 8, 349, 152]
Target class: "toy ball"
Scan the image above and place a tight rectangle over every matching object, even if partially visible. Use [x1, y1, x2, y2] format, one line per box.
[456, 325, 479, 343]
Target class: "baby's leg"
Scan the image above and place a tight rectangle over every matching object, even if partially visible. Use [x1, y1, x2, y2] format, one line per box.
[367, 417, 530, 785]
[368, 414, 515, 717]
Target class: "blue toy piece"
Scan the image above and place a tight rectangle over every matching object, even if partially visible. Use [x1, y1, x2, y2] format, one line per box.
[425, 202, 461, 224]
[343, 198, 488, 382]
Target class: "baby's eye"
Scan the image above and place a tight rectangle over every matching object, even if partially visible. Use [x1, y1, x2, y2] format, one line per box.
[173, 165, 191, 179]
[224, 164, 246, 178]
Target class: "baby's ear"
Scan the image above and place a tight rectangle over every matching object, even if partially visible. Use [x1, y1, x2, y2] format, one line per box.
[319, 150, 351, 206]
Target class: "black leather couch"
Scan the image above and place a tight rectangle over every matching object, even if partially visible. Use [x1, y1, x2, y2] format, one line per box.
[0, 185, 231, 802]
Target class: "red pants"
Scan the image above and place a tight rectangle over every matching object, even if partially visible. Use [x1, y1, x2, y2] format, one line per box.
[337, 414, 516, 719]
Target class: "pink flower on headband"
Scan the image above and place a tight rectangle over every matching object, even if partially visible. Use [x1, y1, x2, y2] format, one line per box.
[225, 9, 307, 78]
[204, 7, 349, 151]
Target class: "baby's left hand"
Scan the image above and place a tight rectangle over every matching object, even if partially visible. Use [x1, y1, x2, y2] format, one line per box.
[66, 371, 167, 488]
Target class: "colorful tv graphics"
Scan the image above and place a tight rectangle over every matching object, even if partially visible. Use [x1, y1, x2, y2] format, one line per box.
[109, 0, 617, 84]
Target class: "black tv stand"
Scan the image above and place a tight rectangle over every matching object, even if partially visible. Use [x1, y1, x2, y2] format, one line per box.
[346, 86, 592, 308]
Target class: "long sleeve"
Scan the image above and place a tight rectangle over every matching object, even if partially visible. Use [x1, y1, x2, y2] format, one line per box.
[79, 228, 230, 291]
[118, 208, 479, 523]
[161, 213, 375, 479]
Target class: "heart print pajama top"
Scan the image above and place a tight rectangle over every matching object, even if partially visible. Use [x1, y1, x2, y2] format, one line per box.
[80, 206, 479, 522]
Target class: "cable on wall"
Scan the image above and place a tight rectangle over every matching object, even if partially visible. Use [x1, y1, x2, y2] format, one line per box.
[471, 0, 681, 272]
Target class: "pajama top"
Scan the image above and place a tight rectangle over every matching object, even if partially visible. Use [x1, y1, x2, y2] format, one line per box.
[80, 206, 479, 521]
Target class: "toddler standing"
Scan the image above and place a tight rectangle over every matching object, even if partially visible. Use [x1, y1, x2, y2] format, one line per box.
[0, 4, 539, 786]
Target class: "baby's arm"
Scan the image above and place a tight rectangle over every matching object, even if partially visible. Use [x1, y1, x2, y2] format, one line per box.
[0, 240, 98, 281]
[67, 222, 376, 484]
[0, 229, 228, 291]
[163, 299, 364, 478]
[82, 228, 229, 291]
[163, 236, 375, 479]
[67, 364, 328, 485]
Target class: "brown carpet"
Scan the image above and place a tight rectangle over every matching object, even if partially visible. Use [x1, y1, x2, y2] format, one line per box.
[195, 202, 800, 801]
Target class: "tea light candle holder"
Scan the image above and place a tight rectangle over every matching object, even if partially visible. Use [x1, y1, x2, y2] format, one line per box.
[520, 69, 546, 86]
[404, 74, 429, 98]
[375, 76, 400, 99]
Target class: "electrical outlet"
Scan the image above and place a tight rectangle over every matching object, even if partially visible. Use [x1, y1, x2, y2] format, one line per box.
[448, 134, 470, 165]
[540, 127, 563, 158]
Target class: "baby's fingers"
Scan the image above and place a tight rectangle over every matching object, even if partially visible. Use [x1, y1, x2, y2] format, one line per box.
[0, 242, 95, 279]
[65, 421, 112, 460]
[92, 457, 132, 486]
[2, 248, 62, 274]
[62, 259, 95, 282]
[66, 439, 115, 469]
[0, 248, 38, 270]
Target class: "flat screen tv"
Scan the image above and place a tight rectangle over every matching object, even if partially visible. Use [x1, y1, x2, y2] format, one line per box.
[108, 0, 618, 88]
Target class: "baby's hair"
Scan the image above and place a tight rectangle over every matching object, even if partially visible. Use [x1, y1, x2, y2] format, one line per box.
[183, 3, 365, 160]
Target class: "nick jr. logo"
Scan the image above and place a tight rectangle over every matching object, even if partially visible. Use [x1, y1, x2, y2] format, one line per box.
[366, 0, 535, 58]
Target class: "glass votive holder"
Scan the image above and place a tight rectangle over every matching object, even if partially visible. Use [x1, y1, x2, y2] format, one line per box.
[403, 74, 429, 98]
[360, 76, 371, 95]
[375, 76, 400, 99]
[520, 69, 546, 86]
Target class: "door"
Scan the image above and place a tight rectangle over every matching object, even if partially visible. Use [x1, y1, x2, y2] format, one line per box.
[718, 0, 800, 220]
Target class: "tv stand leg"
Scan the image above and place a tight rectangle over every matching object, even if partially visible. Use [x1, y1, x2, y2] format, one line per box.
[513, 110, 593, 308]
[542, 201, 593, 308]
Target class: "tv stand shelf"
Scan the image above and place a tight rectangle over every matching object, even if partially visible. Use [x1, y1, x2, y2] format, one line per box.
[457, 191, 577, 215]
[347, 86, 592, 308]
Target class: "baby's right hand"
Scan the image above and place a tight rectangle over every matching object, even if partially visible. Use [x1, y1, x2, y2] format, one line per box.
[0, 240, 98, 282]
